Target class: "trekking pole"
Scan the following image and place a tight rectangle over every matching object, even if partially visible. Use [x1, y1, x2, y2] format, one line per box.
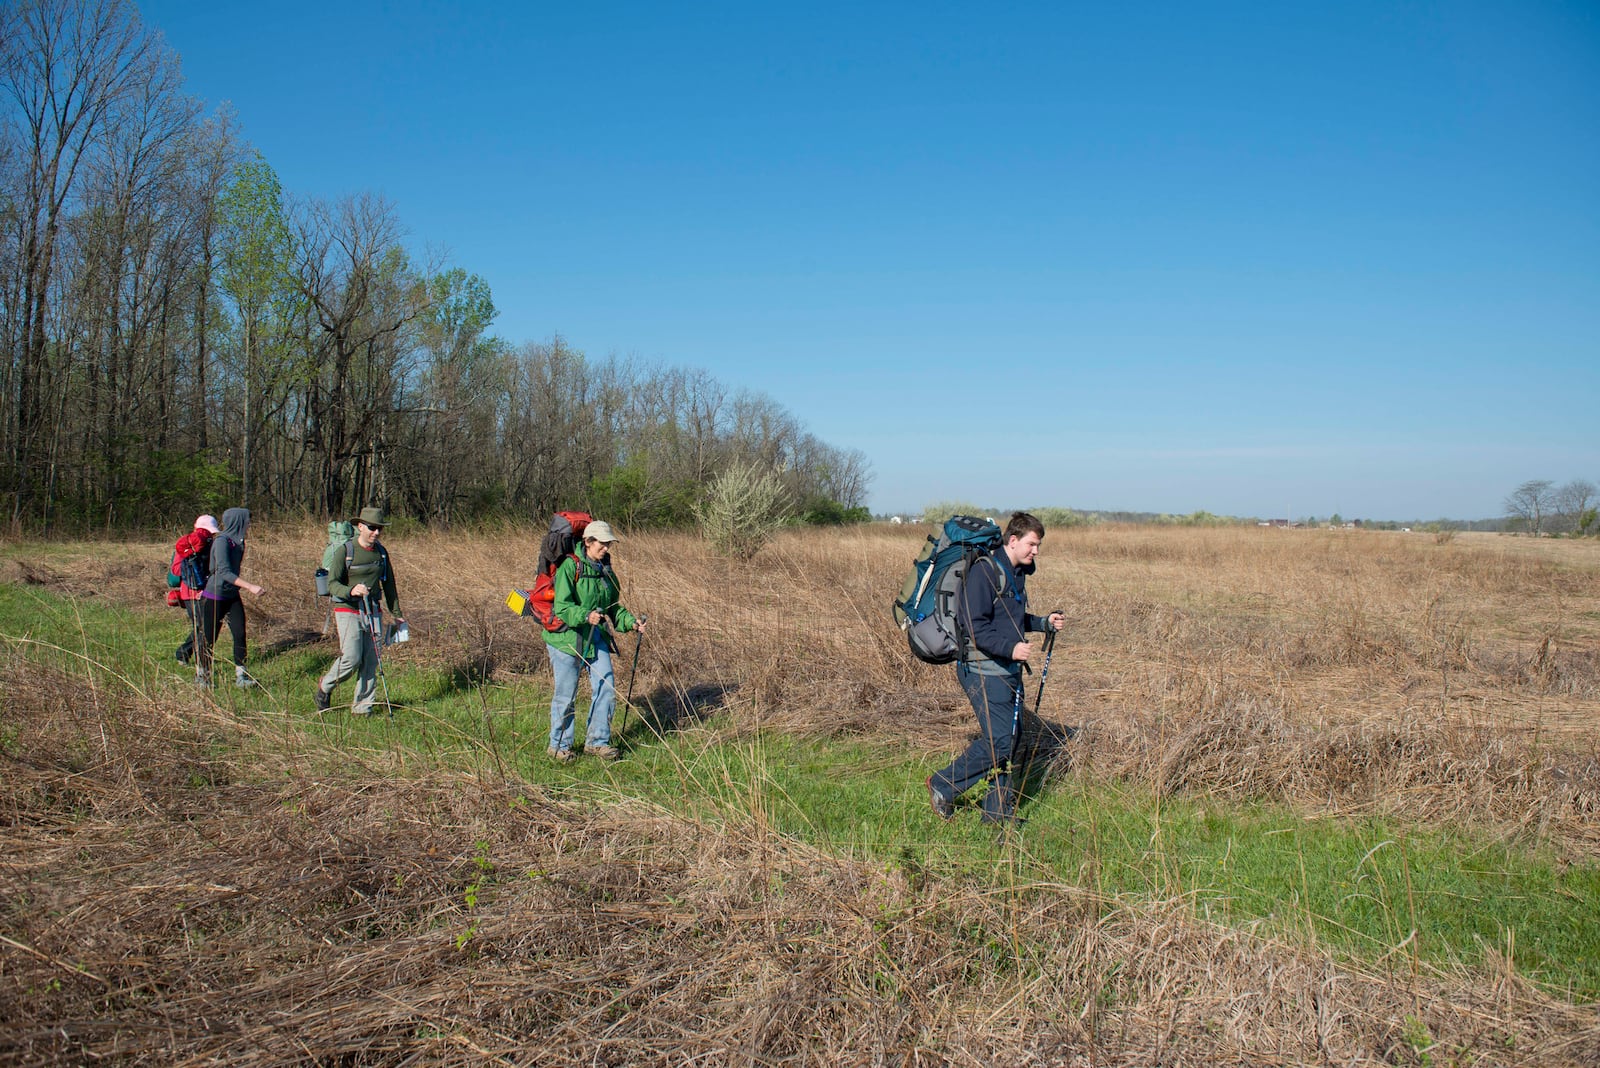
[189, 599, 203, 671]
[1017, 626, 1057, 787]
[1033, 626, 1057, 716]
[611, 616, 647, 741]
[360, 597, 394, 717]
[594, 618, 631, 742]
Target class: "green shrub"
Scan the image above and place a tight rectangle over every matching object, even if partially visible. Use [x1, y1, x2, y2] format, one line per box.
[695, 461, 790, 560]
[797, 496, 871, 525]
[1031, 506, 1091, 529]
[589, 464, 698, 529]
[920, 500, 986, 524]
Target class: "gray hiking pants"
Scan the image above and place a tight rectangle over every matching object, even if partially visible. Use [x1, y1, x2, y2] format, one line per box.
[320, 611, 378, 713]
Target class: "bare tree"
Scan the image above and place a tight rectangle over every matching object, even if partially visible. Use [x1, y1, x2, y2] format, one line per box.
[1504, 479, 1555, 535]
[291, 192, 425, 516]
[1553, 479, 1597, 536]
[0, 0, 159, 522]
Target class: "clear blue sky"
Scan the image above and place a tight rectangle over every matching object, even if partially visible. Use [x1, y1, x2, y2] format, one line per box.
[143, 0, 1598, 520]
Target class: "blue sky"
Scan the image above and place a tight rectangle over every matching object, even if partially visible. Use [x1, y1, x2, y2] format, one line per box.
[142, 1, 1598, 520]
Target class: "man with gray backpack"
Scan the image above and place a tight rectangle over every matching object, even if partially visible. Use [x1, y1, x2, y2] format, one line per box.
[314, 507, 404, 715]
[921, 511, 1064, 827]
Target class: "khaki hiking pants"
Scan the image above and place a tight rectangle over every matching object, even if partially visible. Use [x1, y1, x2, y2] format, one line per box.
[321, 611, 379, 714]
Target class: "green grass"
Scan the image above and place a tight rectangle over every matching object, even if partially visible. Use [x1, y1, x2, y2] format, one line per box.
[5, 579, 1600, 999]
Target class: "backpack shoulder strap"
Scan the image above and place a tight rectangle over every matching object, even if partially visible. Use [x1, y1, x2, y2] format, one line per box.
[964, 551, 1007, 603]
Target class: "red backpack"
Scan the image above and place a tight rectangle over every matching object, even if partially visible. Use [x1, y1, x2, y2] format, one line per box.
[527, 511, 591, 632]
[166, 530, 212, 606]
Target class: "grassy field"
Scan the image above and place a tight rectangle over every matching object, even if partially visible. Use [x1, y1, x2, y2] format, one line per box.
[3, 521, 1599, 1065]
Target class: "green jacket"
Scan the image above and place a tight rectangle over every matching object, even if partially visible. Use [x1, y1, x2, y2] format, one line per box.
[542, 552, 636, 658]
[326, 540, 399, 616]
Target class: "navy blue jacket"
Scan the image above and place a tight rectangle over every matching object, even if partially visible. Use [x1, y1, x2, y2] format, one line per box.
[958, 549, 1048, 676]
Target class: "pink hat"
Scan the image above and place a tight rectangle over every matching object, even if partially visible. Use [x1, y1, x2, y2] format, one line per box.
[194, 514, 220, 534]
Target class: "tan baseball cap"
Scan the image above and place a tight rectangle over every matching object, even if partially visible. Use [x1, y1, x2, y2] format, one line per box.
[585, 520, 620, 543]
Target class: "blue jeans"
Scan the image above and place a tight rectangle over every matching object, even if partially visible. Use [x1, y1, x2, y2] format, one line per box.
[546, 638, 616, 751]
[930, 664, 1023, 822]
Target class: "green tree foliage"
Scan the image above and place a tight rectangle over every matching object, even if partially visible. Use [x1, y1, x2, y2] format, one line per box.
[797, 496, 871, 525]
[217, 154, 297, 504]
[589, 463, 698, 529]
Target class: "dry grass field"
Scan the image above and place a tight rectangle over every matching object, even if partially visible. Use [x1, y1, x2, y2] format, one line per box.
[4, 521, 1600, 1065]
[357, 521, 1600, 853]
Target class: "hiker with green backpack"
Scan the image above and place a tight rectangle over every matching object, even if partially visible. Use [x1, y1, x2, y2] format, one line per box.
[923, 511, 1064, 826]
[314, 507, 404, 715]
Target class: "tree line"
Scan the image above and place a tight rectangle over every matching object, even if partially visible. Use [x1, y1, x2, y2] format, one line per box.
[1502, 480, 1597, 537]
[0, 0, 869, 533]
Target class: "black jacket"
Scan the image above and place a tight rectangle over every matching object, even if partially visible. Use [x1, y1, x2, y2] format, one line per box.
[959, 549, 1048, 676]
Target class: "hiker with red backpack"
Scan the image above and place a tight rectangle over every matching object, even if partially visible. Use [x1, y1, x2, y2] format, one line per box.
[540, 519, 644, 762]
[924, 511, 1064, 827]
[171, 514, 219, 665]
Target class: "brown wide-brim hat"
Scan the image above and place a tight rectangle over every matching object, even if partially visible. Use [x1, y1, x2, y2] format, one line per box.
[355, 506, 388, 528]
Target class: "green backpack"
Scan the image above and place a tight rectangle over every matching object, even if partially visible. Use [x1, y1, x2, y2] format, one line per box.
[314, 521, 356, 596]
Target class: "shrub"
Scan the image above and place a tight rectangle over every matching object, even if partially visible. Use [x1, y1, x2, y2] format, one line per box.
[589, 464, 698, 529]
[920, 500, 985, 524]
[797, 496, 871, 525]
[1031, 506, 1091, 529]
[695, 461, 790, 560]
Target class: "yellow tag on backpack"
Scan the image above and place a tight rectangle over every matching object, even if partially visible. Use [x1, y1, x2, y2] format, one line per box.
[505, 589, 531, 617]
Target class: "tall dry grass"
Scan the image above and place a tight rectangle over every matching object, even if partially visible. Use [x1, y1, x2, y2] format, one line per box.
[4, 653, 1598, 1065]
[9, 521, 1600, 859]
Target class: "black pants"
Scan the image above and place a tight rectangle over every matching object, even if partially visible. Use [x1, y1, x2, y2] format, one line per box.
[176, 600, 203, 662]
[198, 596, 247, 674]
[931, 665, 1023, 822]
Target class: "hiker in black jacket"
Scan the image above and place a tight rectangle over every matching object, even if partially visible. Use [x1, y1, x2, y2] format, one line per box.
[197, 507, 265, 688]
[927, 511, 1064, 825]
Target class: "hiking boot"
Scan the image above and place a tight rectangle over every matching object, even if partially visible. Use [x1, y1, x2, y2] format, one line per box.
[586, 743, 620, 761]
[175, 647, 190, 665]
[313, 685, 331, 712]
[926, 777, 954, 820]
[195, 669, 212, 689]
[235, 674, 258, 689]
[547, 747, 576, 764]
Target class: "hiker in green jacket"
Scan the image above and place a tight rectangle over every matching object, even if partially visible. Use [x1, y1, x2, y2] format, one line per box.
[314, 507, 404, 715]
[543, 520, 644, 762]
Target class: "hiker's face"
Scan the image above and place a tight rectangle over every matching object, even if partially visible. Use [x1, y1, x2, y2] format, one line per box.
[1006, 531, 1042, 568]
[584, 537, 611, 563]
[357, 521, 381, 549]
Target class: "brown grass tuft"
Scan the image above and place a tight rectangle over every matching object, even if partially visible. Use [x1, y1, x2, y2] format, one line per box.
[5, 654, 1599, 1065]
